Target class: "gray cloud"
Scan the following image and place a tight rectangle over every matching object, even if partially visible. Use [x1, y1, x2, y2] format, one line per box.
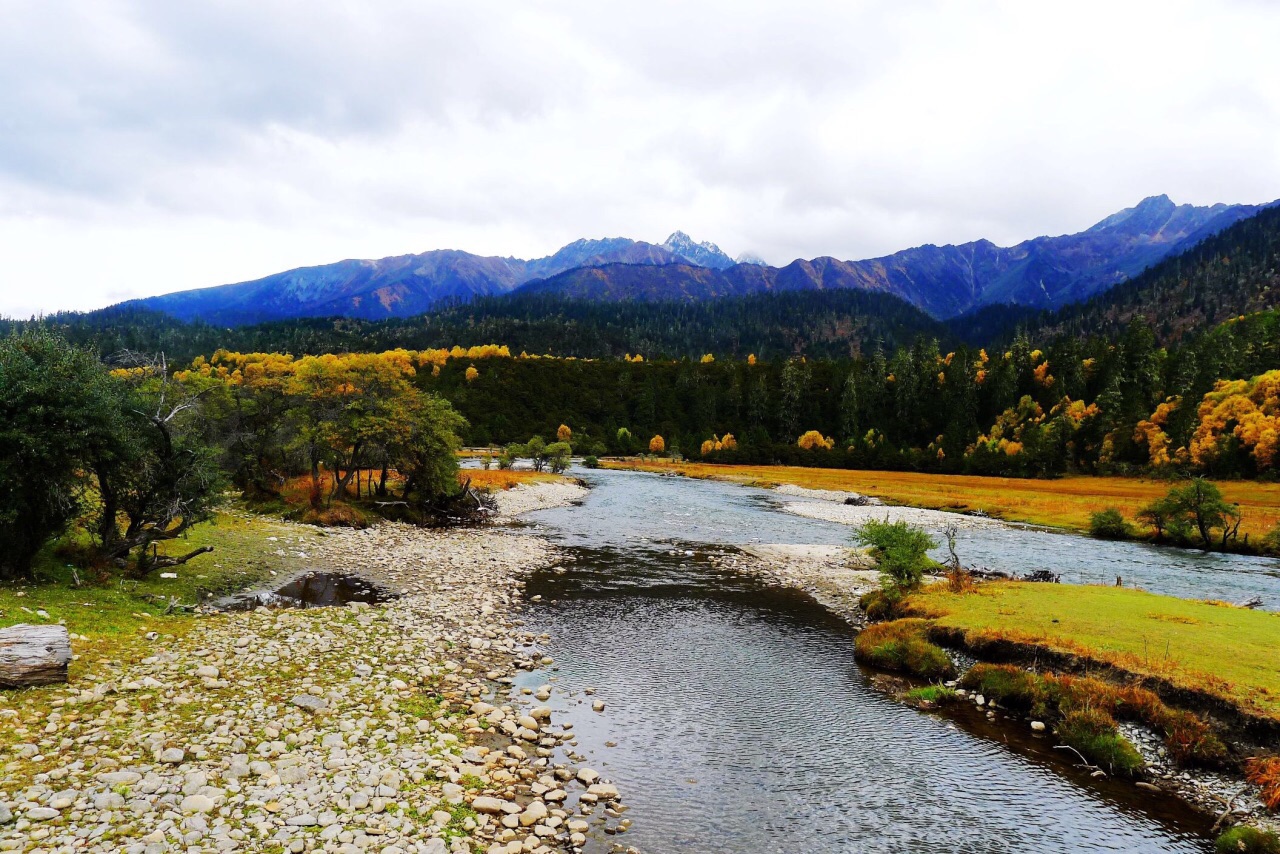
[2, 0, 1280, 316]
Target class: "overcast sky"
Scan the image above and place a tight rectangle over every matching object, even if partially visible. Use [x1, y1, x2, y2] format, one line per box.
[2, 0, 1279, 316]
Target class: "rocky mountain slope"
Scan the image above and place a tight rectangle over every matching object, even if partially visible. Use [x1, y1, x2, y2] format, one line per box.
[125, 196, 1274, 324]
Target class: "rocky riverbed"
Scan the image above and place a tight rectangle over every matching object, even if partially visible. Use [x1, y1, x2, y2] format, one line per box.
[713, 544, 879, 626]
[0, 482, 630, 854]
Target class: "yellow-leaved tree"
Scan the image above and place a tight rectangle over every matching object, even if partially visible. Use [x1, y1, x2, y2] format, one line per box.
[1189, 370, 1280, 473]
[797, 430, 835, 450]
[649, 435, 665, 454]
[465, 366, 479, 382]
[557, 424, 572, 442]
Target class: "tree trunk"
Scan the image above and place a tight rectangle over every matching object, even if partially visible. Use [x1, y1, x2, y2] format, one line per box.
[0, 624, 72, 688]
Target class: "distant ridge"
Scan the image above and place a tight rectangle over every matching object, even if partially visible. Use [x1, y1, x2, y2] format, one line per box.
[124, 196, 1276, 325]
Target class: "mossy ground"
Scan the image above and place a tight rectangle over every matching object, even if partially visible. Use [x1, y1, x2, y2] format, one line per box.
[0, 505, 321, 735]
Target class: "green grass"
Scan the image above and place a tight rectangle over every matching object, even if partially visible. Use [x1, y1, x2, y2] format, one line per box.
[0, 508, 323, 635]
[904, 685, 959, 706]
[1217, 825, 1280, 853]
[909, 582, 1280, 720]
[1055, 706, 1145, 776]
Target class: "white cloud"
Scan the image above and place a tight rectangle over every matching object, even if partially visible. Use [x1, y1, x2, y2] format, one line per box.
[2, 0, 1280, 315]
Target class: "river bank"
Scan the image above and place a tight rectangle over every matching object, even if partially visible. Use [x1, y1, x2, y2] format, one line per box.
[0, 481, 625, 854]
[713, 535, 1280, 838]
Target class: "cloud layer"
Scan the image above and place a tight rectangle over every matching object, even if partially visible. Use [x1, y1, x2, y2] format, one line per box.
[3, 0, 1280, 315]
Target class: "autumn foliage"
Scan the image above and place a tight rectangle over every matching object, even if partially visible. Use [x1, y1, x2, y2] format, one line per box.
[797, 430, 835, 450]
[180, 349, 466, 510]
[1189, 370, 1280, 473]
[648, 434, 665, 454]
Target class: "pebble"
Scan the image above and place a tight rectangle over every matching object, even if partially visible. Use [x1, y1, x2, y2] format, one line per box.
[0, 483, 616, 854]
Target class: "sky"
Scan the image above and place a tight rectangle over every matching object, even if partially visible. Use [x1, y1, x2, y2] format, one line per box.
[2, 0, 1280, 317]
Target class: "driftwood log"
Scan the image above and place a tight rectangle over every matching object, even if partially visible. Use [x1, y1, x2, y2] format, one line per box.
[0, 624, 72, 688]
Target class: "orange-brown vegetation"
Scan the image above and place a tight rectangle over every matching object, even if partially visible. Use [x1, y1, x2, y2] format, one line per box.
[601, 459, 1280, 539]
[1247, 756, 1280, 811]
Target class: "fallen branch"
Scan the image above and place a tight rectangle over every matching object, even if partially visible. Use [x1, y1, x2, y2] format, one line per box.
[1053, 744, 1105, 776]
[150, 545, 214, 569]
[1209, 786, 1249, 833]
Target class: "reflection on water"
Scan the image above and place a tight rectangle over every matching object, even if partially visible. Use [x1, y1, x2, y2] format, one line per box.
[513, 469, 1219, 852]
[219, 571, 392, 611]
[523, 468, 1280, 608]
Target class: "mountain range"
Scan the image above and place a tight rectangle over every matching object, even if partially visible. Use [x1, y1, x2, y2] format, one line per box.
[127, 195, 1275, 324]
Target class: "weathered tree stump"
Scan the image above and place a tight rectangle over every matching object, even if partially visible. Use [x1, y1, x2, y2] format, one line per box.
[0, 624, 72, 688]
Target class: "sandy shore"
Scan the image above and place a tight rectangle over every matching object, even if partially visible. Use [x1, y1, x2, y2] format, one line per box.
[0, 511, 624, 854]
[772, 483, 1004, 532]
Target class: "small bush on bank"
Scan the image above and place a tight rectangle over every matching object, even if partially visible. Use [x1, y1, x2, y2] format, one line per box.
[300, 503, 372, 528]
[582, 456, 600, 469]
[960, 664, 1054, 720]
[957, 665, 1229, 770]
[859, 587, 903, 621]
[854, 619, 955, 680]
[1217, 825, 1280, 854]
[1055, 706, 1145, 776]
[1261, 524, 1280, 557]
[1089, 507, 1132, 539]
[854, 518, 939, 592]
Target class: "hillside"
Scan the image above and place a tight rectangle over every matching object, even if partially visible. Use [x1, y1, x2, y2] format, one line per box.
[966, 202, 1280, 347]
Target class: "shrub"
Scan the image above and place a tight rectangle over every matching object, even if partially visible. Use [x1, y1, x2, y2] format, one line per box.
[1055, 706, 1145, 776]
[1217, 826, 1280, 854]
[1260, 524, 1280, 557]
[1246, 756, 1280, 812]
[582, 456, 600, 469]
[960, 664, 1054, 720]
[1088, 507, 1131, 539]
[1151, 706, 1230, 767]
[859, 587, 903, 621]
[854, 619, 955, 680]
[854, 518, 939, 592]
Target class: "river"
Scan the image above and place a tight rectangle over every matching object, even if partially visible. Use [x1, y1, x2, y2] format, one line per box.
[504, 468, 1250, 852]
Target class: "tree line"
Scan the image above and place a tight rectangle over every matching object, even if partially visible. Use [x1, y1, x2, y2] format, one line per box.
[421, 310, 1279, 481]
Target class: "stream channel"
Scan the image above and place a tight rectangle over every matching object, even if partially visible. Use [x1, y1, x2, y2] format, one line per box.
[505, 467, 1280, 852]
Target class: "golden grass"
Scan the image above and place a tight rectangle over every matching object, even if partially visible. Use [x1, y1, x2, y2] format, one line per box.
[462, 469, 559, 492]
[603, 460, 1280, 538]
[909, 581, 1280, 720]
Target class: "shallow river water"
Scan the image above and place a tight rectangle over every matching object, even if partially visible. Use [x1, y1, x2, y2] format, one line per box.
[510, 468, 1238, 852]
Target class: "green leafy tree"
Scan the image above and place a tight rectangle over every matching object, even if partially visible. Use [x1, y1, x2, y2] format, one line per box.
[545, 441, 572, 473]
[398, 394, 467, 503]
[94, 353, 223, 576]
[0, 331, 120, 579]
[1167, 478, 1241, 550]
